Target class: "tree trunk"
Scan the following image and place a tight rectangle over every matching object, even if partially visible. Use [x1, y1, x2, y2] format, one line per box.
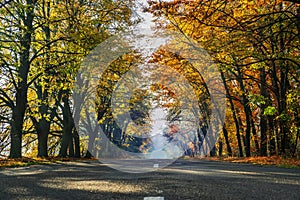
[36, 0, 51, 158]
[268, 116, 277, 155]
[236, 67, 252, 157]
[276, 2, 291, 155]
[210, 145, 217, 157]
[244, 105, 252, 157]
[36, 119, 50, 157]
[10, 86, 28, 158]
[220, 71, 244, 157]
[251, 119, 260, 155]
[30, 84, 51, 157]
[10, 115, 23, 158]
[260, 67, 268, 156]
[59, 93, 74, 157]
[218, 141, 223, 156]
[68, 137, 74, 157]
[85, 123, 99, 158]
[73, 128, 81, 158]
[223, 125, 232, 156]
[112, 121, 122, 146]
[10, 0, 35, 158]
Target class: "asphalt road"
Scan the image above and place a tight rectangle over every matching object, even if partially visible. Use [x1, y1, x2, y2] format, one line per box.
[0, 159, 299, 200]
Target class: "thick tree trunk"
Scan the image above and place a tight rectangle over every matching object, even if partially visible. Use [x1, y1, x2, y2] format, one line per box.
[10, 85, 28, 158]
[10, 113, 23, 158]
[31, 85, 51, 157]
[36, 1, 51, 158]
[10, 0, 35, 158]
[210, 145, 217, 157]
[37, 119, 50, 157]
[59, 94, 74, 157]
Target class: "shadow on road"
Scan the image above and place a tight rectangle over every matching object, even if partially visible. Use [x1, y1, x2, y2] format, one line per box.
[0, 160, 299, 200]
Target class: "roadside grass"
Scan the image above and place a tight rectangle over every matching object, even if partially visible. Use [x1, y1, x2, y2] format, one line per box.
[200, 156, 300, 169]
[0, 157, 50, 168]
[0, 157, 96, 168]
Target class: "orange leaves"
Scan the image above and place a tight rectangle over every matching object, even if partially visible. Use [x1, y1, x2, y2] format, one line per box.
[205, 156, 300, 168]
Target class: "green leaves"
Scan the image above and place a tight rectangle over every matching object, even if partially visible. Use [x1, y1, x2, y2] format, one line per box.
[264, 106, 277, 116]
[0, 0, 137, 157]
[248, 94, 267, 106]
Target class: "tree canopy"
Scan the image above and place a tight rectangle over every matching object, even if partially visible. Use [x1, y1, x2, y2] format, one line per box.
[0, 0, 299, 159]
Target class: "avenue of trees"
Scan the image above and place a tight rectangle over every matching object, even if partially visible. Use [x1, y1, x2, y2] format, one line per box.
[0, 0, 299, 159]
[0, 0, 136, 158]
[147, 0, 300, 157]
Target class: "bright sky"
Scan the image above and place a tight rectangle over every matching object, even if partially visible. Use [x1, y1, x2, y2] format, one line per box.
[131, 0, 170, 58]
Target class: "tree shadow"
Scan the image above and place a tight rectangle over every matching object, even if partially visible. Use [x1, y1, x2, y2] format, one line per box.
[0, 160, 299, 200]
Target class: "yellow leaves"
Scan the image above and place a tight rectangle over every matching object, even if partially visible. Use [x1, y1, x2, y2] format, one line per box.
[96, 52, 142, 125]
[113, 73, 120, 79]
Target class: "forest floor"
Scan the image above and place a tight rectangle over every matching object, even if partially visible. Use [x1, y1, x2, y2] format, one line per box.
[0, 159, 299, 199]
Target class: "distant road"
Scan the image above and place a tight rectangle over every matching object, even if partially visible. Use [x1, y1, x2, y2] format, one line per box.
[0, 159, 299, 199]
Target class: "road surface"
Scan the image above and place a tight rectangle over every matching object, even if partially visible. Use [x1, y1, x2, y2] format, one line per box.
[0, 159, 299, 199]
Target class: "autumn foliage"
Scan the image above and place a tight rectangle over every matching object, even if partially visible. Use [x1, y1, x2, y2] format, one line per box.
[148, 0, 300, 157]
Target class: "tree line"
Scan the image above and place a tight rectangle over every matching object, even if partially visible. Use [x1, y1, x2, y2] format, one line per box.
[0, 0, 299, 159]
[148, 0, 300, 157]
[0, 0, 135, 158]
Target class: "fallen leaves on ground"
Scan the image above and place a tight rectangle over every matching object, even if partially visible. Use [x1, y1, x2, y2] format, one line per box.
[1, 156, 299, 169]
[0, 157, 96, 168]
[202, 156, 300, 169]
